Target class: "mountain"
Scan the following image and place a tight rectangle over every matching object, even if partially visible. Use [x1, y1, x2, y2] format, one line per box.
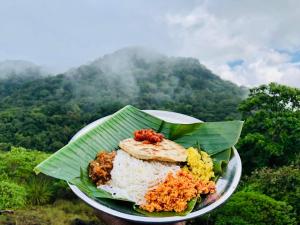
[0, 47, 247, 151]
[0, 60, 50, 99]
[0, 60, 48, 79]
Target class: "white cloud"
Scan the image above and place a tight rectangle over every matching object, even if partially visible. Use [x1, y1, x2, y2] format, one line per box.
[209, 50, 300, 87]
[164, 0, 300, 87]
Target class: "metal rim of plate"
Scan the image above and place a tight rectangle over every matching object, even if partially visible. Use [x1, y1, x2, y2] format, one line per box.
[68, 110, 242, 224]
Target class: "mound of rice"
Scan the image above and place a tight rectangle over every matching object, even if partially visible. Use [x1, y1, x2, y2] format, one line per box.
[99, 150, 180, 205]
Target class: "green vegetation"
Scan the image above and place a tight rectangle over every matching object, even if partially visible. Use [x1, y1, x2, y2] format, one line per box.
[244, 165, 300, 221]
[191, 83, 299, 225]
[0, 180, 27, 209]
[0, 49, 299, 224]
[213, 191, 296, 225]
[0, 147, 71, 208]
[0, 147, 105, 225]
[0, 147, 49, 181]
[0, 200, 105, 225]
[238, 83, 300, 173]
[0, 48, 246, 152]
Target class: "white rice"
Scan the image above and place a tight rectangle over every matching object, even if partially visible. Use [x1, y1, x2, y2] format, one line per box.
[99, 150, 180, 205]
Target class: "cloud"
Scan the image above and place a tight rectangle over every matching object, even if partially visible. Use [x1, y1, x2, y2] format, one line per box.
[0, 60, 49, 79]
[212, 51, 300, 87]
[1, 0, 300, 88]
[164, 0, 300, 87]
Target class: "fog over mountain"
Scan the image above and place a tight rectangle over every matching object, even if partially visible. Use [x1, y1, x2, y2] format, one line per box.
[0, 47, 246, 151]
[0, 60, 50, 79]
[1, 0, 299, 87]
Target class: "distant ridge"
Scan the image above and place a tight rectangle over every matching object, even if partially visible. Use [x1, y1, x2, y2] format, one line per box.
[0, 47, 247, 151]
[0, 60, 48, 79]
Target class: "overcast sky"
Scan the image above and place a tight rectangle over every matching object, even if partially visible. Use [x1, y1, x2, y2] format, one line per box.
[0, 0, 300, 87]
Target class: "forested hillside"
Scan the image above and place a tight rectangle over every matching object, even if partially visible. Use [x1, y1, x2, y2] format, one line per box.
[0, 83, 298, 225]
[0, 48, 246, 152]
[0, 49, 299, 225]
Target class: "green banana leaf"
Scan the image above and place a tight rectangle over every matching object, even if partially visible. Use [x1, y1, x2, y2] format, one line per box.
[70, 168, 114, 199]
[34, 105, 243, 216]
[212, 148, 232, 175]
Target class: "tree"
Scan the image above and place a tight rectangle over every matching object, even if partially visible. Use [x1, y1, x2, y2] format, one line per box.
[244, 165, 300, 221]
[213, 191, 297, 225]
[238, 83, 300, 174]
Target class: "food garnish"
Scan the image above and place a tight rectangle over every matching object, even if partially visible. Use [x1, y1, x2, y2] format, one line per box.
[134, 129, 164, 143]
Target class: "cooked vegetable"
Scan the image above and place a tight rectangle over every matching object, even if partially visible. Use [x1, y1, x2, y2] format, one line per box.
[184, 147, 214, 182]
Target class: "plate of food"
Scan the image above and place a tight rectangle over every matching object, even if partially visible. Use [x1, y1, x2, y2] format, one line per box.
[34, 105, 243, 223]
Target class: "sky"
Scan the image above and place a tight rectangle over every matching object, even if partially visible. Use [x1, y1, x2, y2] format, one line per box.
[0, 0, 300, 87]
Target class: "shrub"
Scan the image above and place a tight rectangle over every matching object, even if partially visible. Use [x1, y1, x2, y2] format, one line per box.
[0, 143, 11, 151]
[0, 173, 9, 181]
[51, 180, 75, 200]
[0, 200, 105, 225]
[0, 181, 27, 209]
[26, 176, 53, 205]
[0, 147, 73, 207]
[15, 211, 51, 225]
[213, 191, 297, 225]
[244, 166, 300, 221]
[0, 147, 49, 182]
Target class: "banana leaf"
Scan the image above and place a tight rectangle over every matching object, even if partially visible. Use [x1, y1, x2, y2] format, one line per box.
[212, 148, 232, 175]
[34, 105, 243, 216]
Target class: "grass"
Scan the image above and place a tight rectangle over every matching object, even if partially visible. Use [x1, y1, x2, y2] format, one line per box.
[0, 200, 106, 225]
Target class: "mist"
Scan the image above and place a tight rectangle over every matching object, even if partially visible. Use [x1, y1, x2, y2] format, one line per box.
[0, 60, 51, 79]
[65, 47, 171, 105]
[1, 0, 300, 87]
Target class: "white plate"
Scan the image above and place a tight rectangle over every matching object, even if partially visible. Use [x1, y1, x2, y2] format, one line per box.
[68, 110, 242, 223]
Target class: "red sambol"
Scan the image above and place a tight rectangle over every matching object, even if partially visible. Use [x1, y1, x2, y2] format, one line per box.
[134, 129, 164, 144]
